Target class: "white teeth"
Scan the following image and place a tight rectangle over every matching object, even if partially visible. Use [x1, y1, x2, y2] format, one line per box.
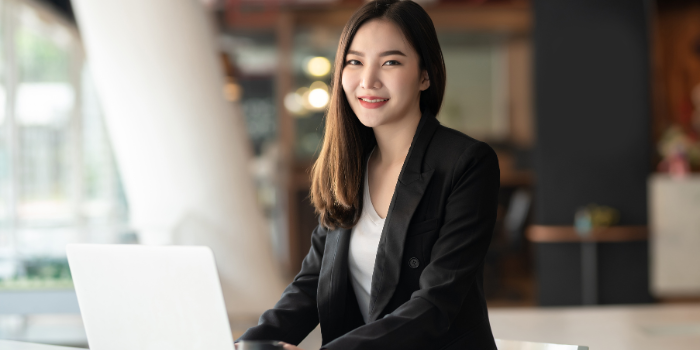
[360, 98, 388, 103]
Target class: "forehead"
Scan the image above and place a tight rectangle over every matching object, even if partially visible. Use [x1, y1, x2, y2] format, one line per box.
[347, 19, 414, 56]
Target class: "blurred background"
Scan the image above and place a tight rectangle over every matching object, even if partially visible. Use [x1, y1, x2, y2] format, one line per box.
[0, 0, 698, 349]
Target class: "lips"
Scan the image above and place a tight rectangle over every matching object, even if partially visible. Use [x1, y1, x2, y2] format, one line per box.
[358, 96, 389, 109]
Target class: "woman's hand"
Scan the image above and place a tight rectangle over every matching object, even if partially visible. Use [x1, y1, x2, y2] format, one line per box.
[279, 342, 305, 350]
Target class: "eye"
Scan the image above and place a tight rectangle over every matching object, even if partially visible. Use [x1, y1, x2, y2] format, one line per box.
[345, 59, 361, 66]
[383, 60, 400, 66]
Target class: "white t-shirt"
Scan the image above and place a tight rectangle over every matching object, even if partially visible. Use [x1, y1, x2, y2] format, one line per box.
[348, 148, 386, 324]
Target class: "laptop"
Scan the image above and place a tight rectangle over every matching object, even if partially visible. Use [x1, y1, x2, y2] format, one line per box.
[66, 244, 235, 350]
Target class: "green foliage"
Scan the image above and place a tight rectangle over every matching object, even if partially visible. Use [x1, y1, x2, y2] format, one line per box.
[15, 27, 71, 82]
[23, 257, 72, 280]
[0, 257, 73, 290]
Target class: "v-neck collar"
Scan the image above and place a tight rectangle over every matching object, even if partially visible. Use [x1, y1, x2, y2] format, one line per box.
[363, 147, 386, 224]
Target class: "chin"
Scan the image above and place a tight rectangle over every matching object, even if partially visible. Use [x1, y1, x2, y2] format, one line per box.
[352, 106, 391, 128]
[357, 118, 382, 128]
[355, 112, 386, 128]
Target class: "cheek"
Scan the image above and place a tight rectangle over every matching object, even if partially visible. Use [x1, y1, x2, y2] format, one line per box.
[342, 69, 361, 94]
[342, 72, 359, 109]
[402, 71, 422, 90]
[341, 70, 351, 92]
[386, 73, 418, 99]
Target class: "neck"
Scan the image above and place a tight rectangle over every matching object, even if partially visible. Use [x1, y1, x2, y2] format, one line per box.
[372, 107, 422, 165]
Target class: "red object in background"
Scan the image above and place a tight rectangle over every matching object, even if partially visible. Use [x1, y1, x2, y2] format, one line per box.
[225, 0, 280, 29]
[668, 151, 691, 179]
[657, 148, 692, 178]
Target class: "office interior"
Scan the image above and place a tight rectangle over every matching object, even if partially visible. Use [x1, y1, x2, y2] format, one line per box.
[0, 0, 699, 349]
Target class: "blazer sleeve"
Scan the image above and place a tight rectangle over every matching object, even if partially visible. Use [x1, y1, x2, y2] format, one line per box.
[322, 141, 500, 350]
[237, 223, 328, 345]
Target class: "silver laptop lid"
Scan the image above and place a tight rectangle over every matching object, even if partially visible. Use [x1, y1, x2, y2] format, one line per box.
[67, 244, 234, 350]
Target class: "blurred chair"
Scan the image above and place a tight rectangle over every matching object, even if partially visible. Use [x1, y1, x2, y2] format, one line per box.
[503, 189, 532, 250]
[484, 188, 532, 301]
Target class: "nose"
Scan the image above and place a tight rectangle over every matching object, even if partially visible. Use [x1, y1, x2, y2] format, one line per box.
[360, 65, 382, 90]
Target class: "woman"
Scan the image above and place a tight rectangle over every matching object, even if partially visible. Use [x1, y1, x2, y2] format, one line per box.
[239, 1, 499, 349]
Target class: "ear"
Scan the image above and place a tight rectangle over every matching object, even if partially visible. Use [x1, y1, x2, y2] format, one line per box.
[419, 70, 430, 91]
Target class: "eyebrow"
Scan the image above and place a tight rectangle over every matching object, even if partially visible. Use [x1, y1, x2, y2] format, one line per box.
[347, 50, 407, 57]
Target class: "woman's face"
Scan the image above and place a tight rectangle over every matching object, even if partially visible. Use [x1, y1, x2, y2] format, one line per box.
[341, 19, 430, 129]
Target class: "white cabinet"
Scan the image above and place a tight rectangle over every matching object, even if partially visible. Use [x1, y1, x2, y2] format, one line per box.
[649, 174, 700, 296]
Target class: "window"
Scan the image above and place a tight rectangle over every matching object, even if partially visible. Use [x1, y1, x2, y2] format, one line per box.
[438, 32, 510, 142]
[0, 0, 127, 290]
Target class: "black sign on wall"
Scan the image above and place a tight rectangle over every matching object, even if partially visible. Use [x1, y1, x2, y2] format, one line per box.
[533, 0, 654, 306]
[534, 0, 651, 226]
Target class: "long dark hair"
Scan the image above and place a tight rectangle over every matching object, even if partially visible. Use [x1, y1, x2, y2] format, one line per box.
[310, 0, 446, 229]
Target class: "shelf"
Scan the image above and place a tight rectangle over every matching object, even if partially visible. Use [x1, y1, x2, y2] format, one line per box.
[527, 225, 648, 243]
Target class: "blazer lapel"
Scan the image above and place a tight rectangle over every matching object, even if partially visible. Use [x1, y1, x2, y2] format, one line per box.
[318, 227, 352, 341]
[367, 111, 439, 322]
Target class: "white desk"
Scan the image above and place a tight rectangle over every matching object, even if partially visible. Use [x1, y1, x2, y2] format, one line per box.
[0, 340, 82, 350]
[0, 339, 587, 350]
[496, 339, 587, 349]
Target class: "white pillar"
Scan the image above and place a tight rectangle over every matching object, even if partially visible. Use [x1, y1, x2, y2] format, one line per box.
[71, 0, 286, 316]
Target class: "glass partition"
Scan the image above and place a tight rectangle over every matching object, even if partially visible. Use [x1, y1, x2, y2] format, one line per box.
[438, 32, 509, 142]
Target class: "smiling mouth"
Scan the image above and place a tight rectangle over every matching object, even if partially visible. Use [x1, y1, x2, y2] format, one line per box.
[359, 97, 389, 103]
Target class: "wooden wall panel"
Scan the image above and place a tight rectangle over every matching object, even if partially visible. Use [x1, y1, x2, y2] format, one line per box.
[653, 2, 700, 141]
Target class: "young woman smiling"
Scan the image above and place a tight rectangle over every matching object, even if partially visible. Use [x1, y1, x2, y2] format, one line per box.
[238, 1, 500, 349]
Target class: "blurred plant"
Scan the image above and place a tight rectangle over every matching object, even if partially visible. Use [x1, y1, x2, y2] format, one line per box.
[657, 125, 700, 177]
[0, 258, 73, 290]
[24, 258, 72, 280]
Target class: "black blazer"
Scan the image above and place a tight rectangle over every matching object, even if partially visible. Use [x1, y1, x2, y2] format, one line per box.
[239, 110, 500, 350]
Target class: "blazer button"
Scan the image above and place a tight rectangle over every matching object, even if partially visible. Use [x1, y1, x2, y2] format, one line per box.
[408, 257, 420, 269]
